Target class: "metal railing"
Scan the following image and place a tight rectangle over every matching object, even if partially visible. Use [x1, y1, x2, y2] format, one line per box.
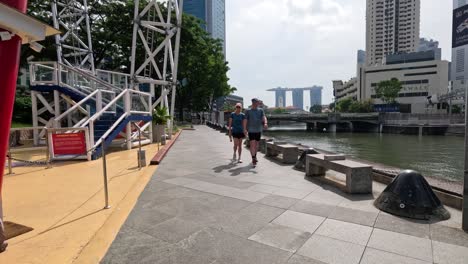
[96, 69, 131, 90]
[88, 89, 152, 148]
[29, 62, 152, 152]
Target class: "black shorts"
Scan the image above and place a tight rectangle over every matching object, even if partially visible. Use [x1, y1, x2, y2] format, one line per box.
[248, 132, 261, 141]
[232, 133, 245, 139]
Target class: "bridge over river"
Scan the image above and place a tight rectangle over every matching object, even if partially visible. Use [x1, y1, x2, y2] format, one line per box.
[266, 112, 465, 135]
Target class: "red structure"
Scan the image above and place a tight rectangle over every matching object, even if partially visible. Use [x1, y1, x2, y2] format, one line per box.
[0, 0, 28, 194]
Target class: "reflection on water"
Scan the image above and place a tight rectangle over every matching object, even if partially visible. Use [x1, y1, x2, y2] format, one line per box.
[265, 126, 464, 182]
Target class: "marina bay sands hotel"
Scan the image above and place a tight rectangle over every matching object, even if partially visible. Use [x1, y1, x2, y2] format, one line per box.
[267, 86, 323, 110]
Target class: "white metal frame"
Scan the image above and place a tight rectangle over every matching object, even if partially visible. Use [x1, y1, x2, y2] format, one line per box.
[129, 0, 184, 135]
[51, 0, 95, 72]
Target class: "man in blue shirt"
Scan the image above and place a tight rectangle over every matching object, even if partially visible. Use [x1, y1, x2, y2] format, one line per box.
[243, 98, 268, 167]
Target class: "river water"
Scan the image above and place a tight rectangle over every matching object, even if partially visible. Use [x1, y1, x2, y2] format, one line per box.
[265, 125, 464, 182]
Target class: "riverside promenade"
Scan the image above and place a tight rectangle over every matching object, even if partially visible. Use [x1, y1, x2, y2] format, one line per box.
[102, 126, 468, 264]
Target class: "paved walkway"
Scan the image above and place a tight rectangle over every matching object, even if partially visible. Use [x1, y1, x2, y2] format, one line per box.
[102, 126, 468, 264]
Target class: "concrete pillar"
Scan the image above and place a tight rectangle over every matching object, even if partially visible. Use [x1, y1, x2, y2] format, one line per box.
[329, 123, 337, 133]
[419, 126, 423, 136]
[348, 122, 354, 132]
[379, 124, 383, 133]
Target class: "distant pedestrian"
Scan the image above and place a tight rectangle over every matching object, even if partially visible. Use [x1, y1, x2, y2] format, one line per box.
[228, 103, 246, 163]
[244, 98, 268, 167]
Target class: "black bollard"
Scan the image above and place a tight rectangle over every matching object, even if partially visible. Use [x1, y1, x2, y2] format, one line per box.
[374, 170, 450, 220]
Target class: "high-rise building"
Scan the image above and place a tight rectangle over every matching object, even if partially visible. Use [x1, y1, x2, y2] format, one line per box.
[309, 87, 323, 107]
[357, 50, 366, 65]
[184, 0, 226, 56]
[292, 90, 304, 110]
[366, 0, 421, 66]
[418, 38, 441, 60]
[275, 90, 286, 108]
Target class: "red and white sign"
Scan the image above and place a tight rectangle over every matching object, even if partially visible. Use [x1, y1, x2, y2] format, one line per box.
[52, 132, 87, 155]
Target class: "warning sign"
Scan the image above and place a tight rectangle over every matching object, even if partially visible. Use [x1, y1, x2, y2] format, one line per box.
[52, 132, 87, 155]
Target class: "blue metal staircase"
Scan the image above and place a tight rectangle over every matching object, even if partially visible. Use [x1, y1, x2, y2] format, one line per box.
[29, 62, 153, 160]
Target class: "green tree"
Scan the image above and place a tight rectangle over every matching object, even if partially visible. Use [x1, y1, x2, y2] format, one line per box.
[336, 98, 353, 112]
[451, 105, 461, 114]
[309, 105, 322, 113]
[349, 101, 361, 113]
[375, 78, 402, 104]
[273, 108, 287, 114]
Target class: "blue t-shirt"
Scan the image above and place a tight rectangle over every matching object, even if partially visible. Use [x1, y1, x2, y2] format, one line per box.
[230, 112, 245, 134]
[245, 108, 264, 133]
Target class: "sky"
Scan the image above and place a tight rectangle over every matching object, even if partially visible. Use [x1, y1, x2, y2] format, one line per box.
[225, 0, 453, 107]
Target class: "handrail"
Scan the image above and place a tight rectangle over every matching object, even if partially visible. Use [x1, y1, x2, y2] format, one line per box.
[89, 89, 128, 122]
[59, 63, 123, 92]
[54, 90, 99, 124]
[96, 69, 131, 77]
[129, 89, 151, 96]
[93, 113, 129, 148]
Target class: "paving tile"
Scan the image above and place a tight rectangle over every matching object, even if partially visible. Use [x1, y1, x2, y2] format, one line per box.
[273, 187, 313, 199]
[367, 228, 432, 262]
[286, 181, 320, 192]
[272, 210, 325, 233]
[185, 174, 257, 189]
[433, 240, 468, 264]
[214, 215, 276, 238]
[239, 175, 292, 187]
[179, 227, 292, 264]
[328, 206, 378, 227]
[360, 247, 431, 264]
[302, 189, 346, 206]
[184, 180, 269, 202]
[374, 213, 430, 238]
[163, 177, 200, 186]
[248, 184, 282, 194]
[315, 219, 372, 246]
[207, 195, 252, 213]
[430, 223, 468, 248]
[124, 206, 174, 232]
[151, 197, 228, 224]
[258, 195, 299, 209]
[337, 196, 380, 213]
[209, 203, 286, 238]
[290, 200, 337, 218]
[137, 186, 218, 206]
[249, 223, 311, 252]
[297, 235, 365, 264]
[144, 217, 205, 243]
[287, 254, 326, 264]
[101, 227, 173, 264]
[238, 202, 286, 222]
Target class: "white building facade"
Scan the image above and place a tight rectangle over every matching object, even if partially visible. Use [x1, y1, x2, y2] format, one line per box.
[333, 78, 359, 102]
[362, 60, 449, 113]
[366, 0, 420, 66]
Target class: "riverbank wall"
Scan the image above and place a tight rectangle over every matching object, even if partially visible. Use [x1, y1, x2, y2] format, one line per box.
[268, 113, 466, 136]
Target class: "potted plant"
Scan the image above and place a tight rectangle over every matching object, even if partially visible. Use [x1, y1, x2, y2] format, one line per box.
[152, 106, 171, 143]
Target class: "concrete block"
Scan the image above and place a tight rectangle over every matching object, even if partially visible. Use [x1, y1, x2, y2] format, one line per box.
[324, 154, 346, 161]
